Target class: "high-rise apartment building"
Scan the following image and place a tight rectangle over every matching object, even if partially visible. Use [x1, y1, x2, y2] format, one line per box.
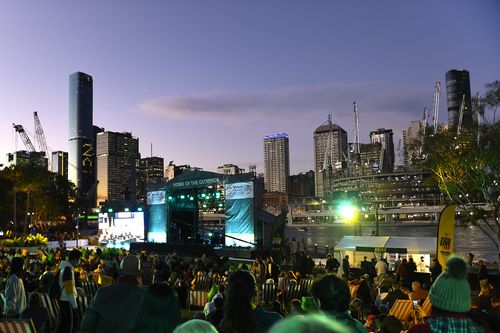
[313, 118, 348, 197]
[263, 133, 290, 193]
[403, 120, 423, 168]
[51, 151, 68, 179]
[370, 128, 395, 173]
[446, 69, 472, 129]
[217, 164, 245, 175]
[68, 72, 95, 195]
[289, 170, 315, 197]
[96, 131, 140, 205]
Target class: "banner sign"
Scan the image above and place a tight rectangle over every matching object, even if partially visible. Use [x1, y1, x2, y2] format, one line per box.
[171, 177, 221, 189]
[437, 204, 456, 267]
[225, 182, 254, 200]
[147, 191, 166, 205]
[356, 246, 407, 254]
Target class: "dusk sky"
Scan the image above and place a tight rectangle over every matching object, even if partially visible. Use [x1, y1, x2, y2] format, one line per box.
[1, 1, 499, 174]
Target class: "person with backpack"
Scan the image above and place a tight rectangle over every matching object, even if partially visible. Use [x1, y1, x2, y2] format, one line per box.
[57, 249, 81, 333]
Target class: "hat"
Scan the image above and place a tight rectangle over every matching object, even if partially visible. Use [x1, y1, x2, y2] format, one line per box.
[429, 256, 471, 313]
[120, 255, 140, 276]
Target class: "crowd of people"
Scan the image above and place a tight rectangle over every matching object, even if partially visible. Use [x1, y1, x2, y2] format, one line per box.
[0, 245, 498, 333]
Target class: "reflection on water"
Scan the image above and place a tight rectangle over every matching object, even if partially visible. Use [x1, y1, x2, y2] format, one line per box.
[285, 223, 498, 263]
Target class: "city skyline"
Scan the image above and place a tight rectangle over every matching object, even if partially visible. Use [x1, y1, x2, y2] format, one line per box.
[1, 1, 499, 174]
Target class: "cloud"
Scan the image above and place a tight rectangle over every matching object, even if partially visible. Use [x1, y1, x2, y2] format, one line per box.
[136, 82, 429, 124]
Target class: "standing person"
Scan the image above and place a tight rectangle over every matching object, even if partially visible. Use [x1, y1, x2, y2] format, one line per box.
[133, 283, 182, 333]
[477, 260, 488, 282]
[405, 257, 417, 285]
[265, 256, 279, 280]
[360, 257, 371, 276]
[375, 257, 388, 278]
[3, 257, 27, 318]
[59, 249, 81, 333]
[342, 255, 350, 278]
[311, 274, 368, 333]
[407, 256, 486, 333]
[219, 270, 282, 333]
[417, 256, 428, 272]
[80, 255, 145, 333]
[325, 254, 339, 274]
[429, 259, 442, 284]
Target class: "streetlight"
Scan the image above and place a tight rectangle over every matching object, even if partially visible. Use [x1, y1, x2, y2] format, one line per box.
[339, 201, 360, 235]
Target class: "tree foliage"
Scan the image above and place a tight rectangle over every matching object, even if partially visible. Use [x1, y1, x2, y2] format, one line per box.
[413, 81, 500, 256]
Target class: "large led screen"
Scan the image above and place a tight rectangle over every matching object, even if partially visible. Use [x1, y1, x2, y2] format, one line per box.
[98, 211, 145, 249]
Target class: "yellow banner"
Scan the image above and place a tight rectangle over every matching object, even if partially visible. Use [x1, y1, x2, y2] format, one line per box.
[437, 204, 456, 267]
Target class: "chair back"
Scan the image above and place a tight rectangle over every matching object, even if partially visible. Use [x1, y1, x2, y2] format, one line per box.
[260, 283, 277, 304]
[389, 299, 413, 321]
[283, 283, 302, 304]
[0, 319, 36, 333]
[299, 278, 314, 297]
[420, 297, 431, 316]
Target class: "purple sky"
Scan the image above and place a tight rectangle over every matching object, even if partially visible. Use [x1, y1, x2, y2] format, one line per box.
[1, 1, 499, 174]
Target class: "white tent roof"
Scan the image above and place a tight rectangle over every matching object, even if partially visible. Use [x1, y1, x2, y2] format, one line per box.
[335, 236, 437, 254]
[385, 236, 436, 254]
[335, 236, 390, 250]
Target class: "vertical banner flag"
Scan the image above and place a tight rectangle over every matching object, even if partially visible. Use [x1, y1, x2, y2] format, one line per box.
[437, 204, 456, 267]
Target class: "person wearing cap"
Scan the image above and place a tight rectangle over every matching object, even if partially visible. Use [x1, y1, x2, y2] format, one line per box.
[408, 255, 486, 333]
[80, 254, 145, 333]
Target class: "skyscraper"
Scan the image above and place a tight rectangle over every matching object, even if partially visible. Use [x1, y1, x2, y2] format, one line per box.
[51, 151, 68, 179]
[68, 72, 95, 196]
[96, 131, 140, 205]
[403, 120, 422, 169]
[264, 133, 290, 193]
[370, 128, 395, 173]
[446, 69, 472, 129]
[138, 156, 164, 202]
[313, 118, 348, 197]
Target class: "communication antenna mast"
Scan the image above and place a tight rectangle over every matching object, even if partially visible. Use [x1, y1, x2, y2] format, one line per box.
[353, 102, 360, 156]
[432, 82, 440, 133]
[33, 112, 49, 161]
[13, 123, 36, 152]
[322, 115, 333, 171]
[456, 94, 466, 137]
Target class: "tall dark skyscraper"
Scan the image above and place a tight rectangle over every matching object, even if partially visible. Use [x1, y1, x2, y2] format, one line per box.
[369, 128, 395, 173]
[68, 72, 95, 196]
[446, 69, 472, 129]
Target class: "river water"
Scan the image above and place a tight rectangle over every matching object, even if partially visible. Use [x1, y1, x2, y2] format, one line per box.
[285, 222, 498, 263]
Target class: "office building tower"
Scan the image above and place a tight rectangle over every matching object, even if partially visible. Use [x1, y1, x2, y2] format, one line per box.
[313, 118, 348, 197]
[96, 131, 140, 205]
[6, 151, 48, 169]
[138, 157, 164, 202]
[370, 128, 395, 173]
[51, 151, 68, 179]
[403, 120, 423, 168]
[68, 72, 95, 196]
[446, 69, 472, 129]
[263, 133, 290, 193]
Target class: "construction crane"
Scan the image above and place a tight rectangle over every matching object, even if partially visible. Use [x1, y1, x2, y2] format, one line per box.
[13, 123, 36, 152]
[456, 94, 466, 137]
[353, 102, 360, 156]
[33, 111, 50, 164]
[322, 115, 333, 171]
[432, 82, 440, 134]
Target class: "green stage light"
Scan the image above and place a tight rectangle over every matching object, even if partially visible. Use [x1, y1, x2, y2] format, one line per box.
[137, 207, 143, 212]
[124, 207, 130, 212]
[168, 196, 173, 200]
[108, 208, 113, 213]
[218, 203, 223, 208]
[189, 196, 194, 201]
[180, 195, 185, 199]
[203, 204, 207, 208]
[208, 232, 213, 237]
[215, 192, 221, 198]
[201, 193, 206, 198]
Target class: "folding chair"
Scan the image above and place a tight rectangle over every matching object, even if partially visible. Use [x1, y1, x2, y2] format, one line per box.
[81, 281, 99, 298]
[388, 299, 413, 322]
[299, 278, 314, 297]
[283, 283, 302, 305]
[420, 297, 431, 317]
[76, 295, 90, 321]
[0, 319, 36, 333]
[260, 283, 277, 305]
[188, 290, 208, 311]
[37, 292, 60, 331]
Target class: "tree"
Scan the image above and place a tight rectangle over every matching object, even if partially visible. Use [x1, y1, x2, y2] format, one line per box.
[413, 81, 500, 260]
